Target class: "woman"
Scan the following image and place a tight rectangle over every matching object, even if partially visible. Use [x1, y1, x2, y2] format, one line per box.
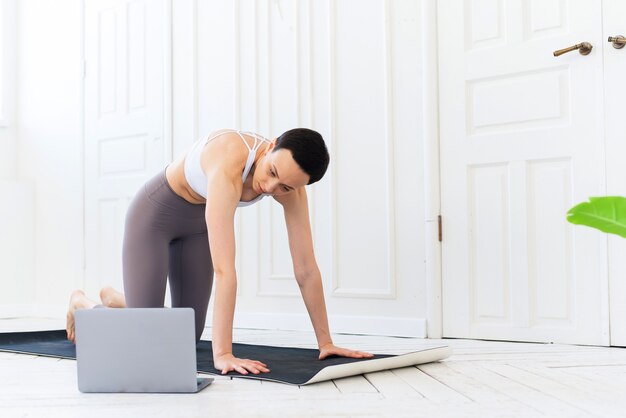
[66, 128, 373, 376]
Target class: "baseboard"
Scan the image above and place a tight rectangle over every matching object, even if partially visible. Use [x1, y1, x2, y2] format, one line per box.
[0, 304, 67, 319]
[0, 305, 35, 318]
[0, 305, 428, 338]
[232, 312, 427, 338]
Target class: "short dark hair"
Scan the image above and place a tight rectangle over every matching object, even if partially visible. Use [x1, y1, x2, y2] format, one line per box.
[274, 128, 330, 185]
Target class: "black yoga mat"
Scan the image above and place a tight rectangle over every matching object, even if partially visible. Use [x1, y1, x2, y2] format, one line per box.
[0, 329, 452, 385]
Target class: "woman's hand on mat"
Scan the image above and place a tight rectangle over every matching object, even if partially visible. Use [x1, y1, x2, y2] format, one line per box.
[318, 343, 374, 360]
[214, 353, 270, 375]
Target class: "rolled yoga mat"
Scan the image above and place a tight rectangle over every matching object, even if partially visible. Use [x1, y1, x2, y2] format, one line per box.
[0, 330, 452, 385]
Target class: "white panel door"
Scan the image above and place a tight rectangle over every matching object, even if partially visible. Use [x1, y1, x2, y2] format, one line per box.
[186, 0, 428, 337]
[603, 0, 626, 346]
[439, 0, 608, 344]
[84, 0, 168, 297]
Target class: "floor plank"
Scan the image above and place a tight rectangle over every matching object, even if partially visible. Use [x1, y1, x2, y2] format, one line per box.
[445, 361, 587, 417]
[332, 375, 379, 394]
[391, 366, 469, 403]
[418, 361, 521, 405]
[480, 362, 609, 417]
[363, 369, 422, 399]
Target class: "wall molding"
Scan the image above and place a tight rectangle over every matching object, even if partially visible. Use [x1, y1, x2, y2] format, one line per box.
[329, 0, 396, 299]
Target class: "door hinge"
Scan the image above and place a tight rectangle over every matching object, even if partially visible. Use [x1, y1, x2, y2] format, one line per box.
[438, 215, 442, 242]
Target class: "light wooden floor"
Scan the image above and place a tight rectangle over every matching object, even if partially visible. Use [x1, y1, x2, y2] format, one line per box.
[2, 318, 626, 418]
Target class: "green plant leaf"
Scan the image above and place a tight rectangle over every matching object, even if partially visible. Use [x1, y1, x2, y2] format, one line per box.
[566, 196, 626, 238]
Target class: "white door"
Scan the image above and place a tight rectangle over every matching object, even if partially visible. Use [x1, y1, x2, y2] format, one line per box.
[603, 0, 626, 346]
[84, 0, 169, 297]
[439, 0, 609, 345]
[183, 0, 428, 337]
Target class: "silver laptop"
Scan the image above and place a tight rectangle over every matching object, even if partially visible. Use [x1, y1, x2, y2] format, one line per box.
[75, 308, 213, 393]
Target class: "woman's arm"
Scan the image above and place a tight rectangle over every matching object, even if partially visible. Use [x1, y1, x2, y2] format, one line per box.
[203, 137, 269, 375]
[276, 188, 332, 348]
[204, 166, 239, 359]
[276, 188, 373, 359]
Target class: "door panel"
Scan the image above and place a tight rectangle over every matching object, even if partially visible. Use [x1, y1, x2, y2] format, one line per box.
[84, 0, 167, 297]
[439, 0, 608, 344]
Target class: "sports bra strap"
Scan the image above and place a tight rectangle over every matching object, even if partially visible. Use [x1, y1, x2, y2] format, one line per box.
[207, 129, 270, 152]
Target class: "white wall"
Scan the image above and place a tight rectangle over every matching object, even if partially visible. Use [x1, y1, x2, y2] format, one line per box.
[0, 0, 83, 316]
[0, 0, 17, 178]
[0, 0, 32, 309]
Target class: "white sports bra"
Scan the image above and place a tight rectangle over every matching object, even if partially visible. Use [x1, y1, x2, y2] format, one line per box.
[183, 130, 272, 207]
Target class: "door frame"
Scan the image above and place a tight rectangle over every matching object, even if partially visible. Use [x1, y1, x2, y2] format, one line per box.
[422, 0, 443, 339]
[603, 0, 626, 346]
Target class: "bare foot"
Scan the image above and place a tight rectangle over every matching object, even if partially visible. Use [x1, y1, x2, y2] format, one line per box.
[99, 286, 126, 308]
[66, 290, 96, 344]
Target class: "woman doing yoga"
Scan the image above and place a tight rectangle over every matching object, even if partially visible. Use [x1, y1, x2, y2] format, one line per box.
[66, 128, 373, 375]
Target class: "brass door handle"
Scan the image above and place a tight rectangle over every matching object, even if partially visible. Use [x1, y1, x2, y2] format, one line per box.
[553, 42, 593, 57]
[608, 35, 626, 49]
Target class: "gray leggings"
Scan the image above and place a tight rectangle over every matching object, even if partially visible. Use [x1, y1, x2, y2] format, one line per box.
[121, 166, 213, 342]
